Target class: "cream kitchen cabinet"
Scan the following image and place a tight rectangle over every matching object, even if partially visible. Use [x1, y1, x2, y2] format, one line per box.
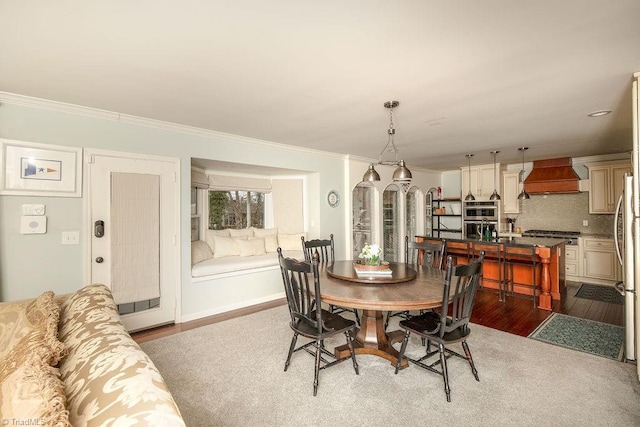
[586, 161, 631, 214]
[582, 237, 621, 283]
[461, 163, 501, 200]
[564, 244, 581, 282]
[502, 171, 520, 213]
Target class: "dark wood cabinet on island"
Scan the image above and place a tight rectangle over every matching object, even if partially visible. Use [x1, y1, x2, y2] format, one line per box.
[416, 236, 565, 311]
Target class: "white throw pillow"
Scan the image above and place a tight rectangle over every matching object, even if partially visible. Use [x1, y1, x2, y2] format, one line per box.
[191, 241, 214, 264]
[212, 236, 241, 258]
[238, 238, 266, 256]
[278, 232, 307, 251]
[205, 229, 231, 253]
[264, 235, 278, 253]
[253, 227, 278, 238]
[229, 228, 254, 238]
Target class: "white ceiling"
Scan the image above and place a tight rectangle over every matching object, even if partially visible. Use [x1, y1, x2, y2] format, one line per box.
[1, 1, 639, 171]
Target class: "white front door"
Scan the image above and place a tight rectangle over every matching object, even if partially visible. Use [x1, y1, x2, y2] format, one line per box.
[86, 150, 179, 332]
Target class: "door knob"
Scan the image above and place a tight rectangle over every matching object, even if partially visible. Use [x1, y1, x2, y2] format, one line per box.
[95, 257, 104, 263]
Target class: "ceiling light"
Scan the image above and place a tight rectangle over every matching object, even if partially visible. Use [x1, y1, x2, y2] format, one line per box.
[587, 110, 612, 117]
[489, 150, 501, 201]
[518, 147, 530, 200]
[362, 101, 412, 185]
[464, 154, 475, 201]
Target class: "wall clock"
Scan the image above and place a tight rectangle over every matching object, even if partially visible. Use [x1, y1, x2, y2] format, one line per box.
[327, 190, 340, 208]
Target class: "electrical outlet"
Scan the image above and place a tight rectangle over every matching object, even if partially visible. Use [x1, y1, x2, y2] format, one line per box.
[582, 220, 588, 227]
[61, 231, 80, 245]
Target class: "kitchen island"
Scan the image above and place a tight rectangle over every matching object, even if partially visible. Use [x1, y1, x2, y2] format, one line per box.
[417, 236, 566, 311]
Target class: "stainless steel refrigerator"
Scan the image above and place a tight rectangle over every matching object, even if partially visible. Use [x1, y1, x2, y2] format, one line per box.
[614, 174, 636, 362]
[615, 73, 640, 379]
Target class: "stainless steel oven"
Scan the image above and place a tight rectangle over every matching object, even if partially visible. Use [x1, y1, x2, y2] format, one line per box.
[463, 201, 499, 221]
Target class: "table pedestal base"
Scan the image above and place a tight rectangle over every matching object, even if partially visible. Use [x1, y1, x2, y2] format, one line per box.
[334, 309, 408, 369]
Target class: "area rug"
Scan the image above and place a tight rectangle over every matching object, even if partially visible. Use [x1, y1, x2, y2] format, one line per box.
[575, 283, 624, 304]
[140, 306, 640, 427]
[528, 313, 624, 361]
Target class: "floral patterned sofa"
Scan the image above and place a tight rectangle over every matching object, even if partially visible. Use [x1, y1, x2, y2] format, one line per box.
[0, 284, 184, 426]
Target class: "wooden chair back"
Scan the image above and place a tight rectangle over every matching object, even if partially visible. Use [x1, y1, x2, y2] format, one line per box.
[438, 252, 484, 338]
[278, 248, 324, 334]
[405, 236, 446, 269]
[301, 234, 335, 263]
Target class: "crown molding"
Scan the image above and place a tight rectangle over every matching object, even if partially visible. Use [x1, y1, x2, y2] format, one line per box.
[0, 91, 345, 161]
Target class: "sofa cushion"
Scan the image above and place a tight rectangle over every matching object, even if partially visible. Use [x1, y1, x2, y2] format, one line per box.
[0, 291, 65, 377]
[0, 354, 71, 426]
[238, 238, 266, 256]
[191, 240, 214, 265]
[278, 232, 307, 251]
[58, 284, 184, 426]
[212, 236, 246, 258]
[264, 234, 279, 253]
[204, 229, 231, 253]
[253, 227, 278, 237]
[228, 228, 254, 238]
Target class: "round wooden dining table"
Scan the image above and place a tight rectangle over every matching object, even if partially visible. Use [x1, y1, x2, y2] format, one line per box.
[320, 261, 446, 368]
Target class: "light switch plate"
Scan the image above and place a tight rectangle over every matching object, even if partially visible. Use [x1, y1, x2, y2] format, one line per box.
[21, 216, 47, 234]
[22, 204, 45, 216]
[61, 231, 80, 245]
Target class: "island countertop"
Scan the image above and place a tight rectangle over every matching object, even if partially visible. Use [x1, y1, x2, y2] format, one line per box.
[418, 236, 568, 248]
[416, 235, 565, 311]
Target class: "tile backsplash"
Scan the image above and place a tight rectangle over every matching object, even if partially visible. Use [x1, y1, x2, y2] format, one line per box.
[505, 192, 614, 237]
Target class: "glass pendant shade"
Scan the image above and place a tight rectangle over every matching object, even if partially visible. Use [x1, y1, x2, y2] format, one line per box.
[489, 150, 501, 200]
[363, 163, 381, 182]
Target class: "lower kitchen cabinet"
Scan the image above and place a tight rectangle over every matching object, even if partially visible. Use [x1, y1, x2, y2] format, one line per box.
[581, 237, 620, 283]
[564, 244, 581, 281]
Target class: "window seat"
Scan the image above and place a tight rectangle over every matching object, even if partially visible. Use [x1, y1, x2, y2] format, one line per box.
[191, 250, 305, 277]
[190, 228, 308, 278]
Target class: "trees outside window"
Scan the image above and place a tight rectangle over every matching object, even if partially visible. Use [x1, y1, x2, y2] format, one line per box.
[209, 190, 264, 229]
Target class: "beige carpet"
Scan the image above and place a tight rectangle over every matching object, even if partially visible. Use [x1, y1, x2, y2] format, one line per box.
[141, 306, 640, 427]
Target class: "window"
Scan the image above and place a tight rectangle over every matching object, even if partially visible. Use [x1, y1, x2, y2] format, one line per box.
[352, 182, 374, 258]
[209, 190, 265, 229]
[382, 185, 400, 262]
[405, 186, 418, 243]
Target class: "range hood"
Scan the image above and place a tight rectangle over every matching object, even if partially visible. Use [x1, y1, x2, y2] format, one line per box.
[523, 157, 580, 194]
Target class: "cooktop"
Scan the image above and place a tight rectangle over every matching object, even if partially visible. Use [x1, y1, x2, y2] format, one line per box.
[522, 230, 581, 236]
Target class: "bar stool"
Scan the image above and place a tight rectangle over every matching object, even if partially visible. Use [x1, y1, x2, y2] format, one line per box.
[470, 241, 505, 301]
[502, 244, 539, 306]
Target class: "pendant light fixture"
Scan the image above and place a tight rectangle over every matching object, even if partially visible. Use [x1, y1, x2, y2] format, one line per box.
[518, 147, 530, 200]
[464, 154, 475, 201]
[489, 150, 501, 201]
[362, 101, 412, 184]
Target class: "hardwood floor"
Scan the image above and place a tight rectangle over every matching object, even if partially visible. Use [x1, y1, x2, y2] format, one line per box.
[132, 281, 624, 343]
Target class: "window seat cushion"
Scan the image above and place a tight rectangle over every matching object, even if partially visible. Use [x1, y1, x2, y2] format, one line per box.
[191, 250, 305, 277]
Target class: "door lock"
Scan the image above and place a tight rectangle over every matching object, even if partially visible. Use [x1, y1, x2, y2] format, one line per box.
[94, 220, 104, 238]
[95, 257, 104, 263]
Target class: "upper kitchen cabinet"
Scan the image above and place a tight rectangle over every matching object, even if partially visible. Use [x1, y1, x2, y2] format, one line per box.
[460, 163, 501, 200]
[502, 171, 520, 213]
[586, 161, 631, 214]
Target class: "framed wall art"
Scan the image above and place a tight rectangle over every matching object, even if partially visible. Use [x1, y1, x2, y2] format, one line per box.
[0, 139, 83, 197]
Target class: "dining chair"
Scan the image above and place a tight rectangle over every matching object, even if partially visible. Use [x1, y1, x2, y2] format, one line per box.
[301, 234, 360, 326]
[277, 248, 359, 396]
[384, 236, 446, 330]
[394, 252, 485, 402]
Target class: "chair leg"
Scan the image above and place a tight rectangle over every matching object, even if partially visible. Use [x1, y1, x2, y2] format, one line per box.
[384, 311, 391, 330]
[461, 340, 479, 381]
[345, 331, 359, 375]
[395, 330, 411, 374]
[313, 340, 322, 396]
[285, 333, 298, 371]
[354, 309, 361, 327]
[438, 343, 451, 402]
